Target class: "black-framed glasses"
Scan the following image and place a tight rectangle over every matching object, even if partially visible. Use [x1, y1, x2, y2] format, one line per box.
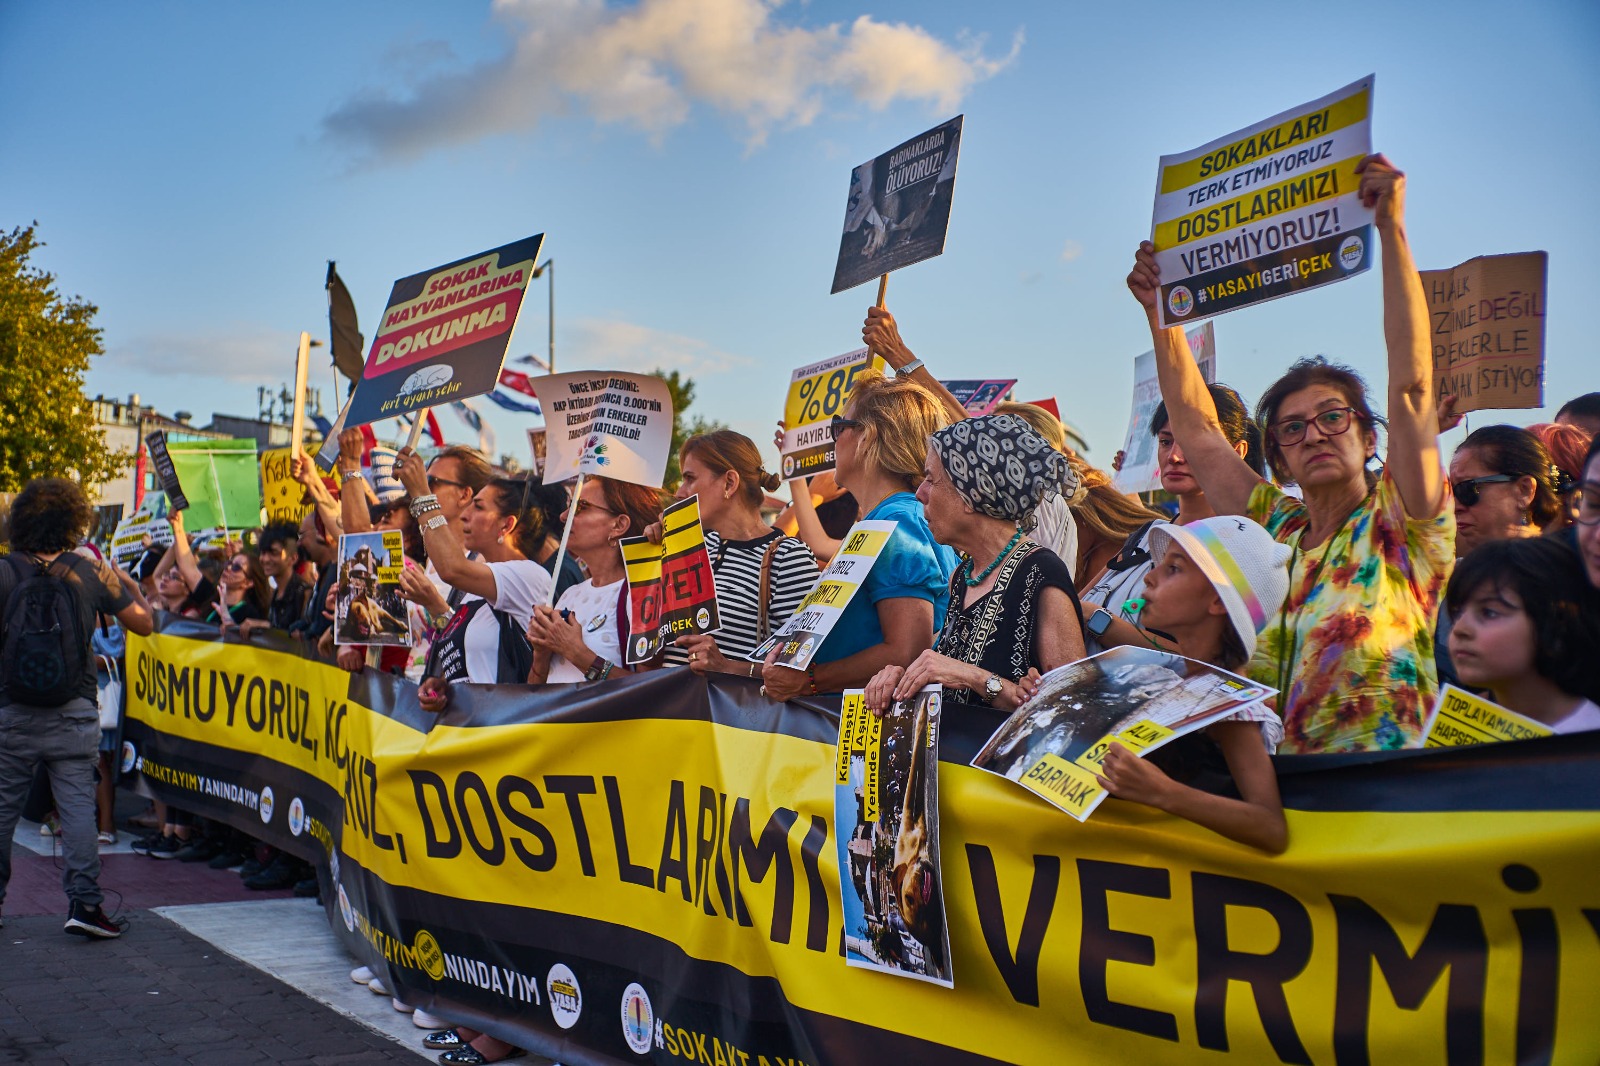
[829, 415, 864, 441]
[427, 475, 465, 490]
[1575, 483, 1600, 527]
[1268, 406, 1360, 447]
[1452, 474, 1515, 508]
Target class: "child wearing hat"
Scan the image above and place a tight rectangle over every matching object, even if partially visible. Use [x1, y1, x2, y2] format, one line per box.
[1093, 515, 1293, 853]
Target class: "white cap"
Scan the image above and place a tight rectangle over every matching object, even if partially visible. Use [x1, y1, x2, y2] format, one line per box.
[1148, 516, 1292, 661]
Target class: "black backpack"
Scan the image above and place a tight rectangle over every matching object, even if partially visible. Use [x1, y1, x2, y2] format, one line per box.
[2, 553, 89, 707]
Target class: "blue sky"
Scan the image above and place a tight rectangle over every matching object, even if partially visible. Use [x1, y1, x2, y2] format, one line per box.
[3, 0, 1596, 470]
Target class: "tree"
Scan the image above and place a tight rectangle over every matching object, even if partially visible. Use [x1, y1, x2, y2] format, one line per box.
[651, 368, 727, 491]
[0, 225, 129, 492]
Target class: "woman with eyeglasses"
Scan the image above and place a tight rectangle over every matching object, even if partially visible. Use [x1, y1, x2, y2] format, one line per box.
[1126, 154, 1454, 753]
[1575, 437, 1600, 591]
[761, 371, 958, 701]
[1526, 421, 1593, 534]
[526, 476, 663, 684]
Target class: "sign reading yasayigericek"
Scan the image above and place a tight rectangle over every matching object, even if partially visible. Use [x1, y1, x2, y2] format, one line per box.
[1152, 77, 1374, 328]
[343, 235, 544, 428]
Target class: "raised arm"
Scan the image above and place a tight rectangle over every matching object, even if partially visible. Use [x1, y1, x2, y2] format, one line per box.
[337, 427, 376, 535]
[166, 510, 205, 590]
[392, 447, 500, 603]
[290, 453, 343, 539]
[1127, 242, 1263, 517]
[1359, 153, 1444, 519]
[861, 308, 968, 424]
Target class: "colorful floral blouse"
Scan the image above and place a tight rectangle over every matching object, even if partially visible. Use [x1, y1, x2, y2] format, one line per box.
[1246, 470, 1455, 754]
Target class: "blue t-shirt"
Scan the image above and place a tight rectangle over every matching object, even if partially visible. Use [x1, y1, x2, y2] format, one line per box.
[816, 492, 959, 665]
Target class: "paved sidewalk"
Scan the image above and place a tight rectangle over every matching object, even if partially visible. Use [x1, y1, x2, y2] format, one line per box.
[0, 910, 419, 1065]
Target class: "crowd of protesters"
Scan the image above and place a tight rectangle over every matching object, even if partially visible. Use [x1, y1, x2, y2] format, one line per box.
[0, 152, 1596, 1062]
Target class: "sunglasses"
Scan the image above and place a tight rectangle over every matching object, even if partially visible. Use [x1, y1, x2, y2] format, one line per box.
[829, 415, 864, 441]
[225, 559, 248, 573]
[427, 475, 465, 490]
[1452, 474, 1514, 508]
[1268, 406, 1360, 447]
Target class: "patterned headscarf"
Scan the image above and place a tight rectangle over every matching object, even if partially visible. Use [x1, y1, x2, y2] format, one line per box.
[929, 414, 1079, 530]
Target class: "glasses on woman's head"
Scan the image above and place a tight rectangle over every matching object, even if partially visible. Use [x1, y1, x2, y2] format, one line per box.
[1452, 474, 1515, 508]
[1268, 406, 1360, 447]
[829, 415, 864, 441]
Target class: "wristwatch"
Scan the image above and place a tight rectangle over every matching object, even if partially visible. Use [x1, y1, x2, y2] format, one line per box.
[1085, 607, 1115, 638]
[896, 358, 924, 377]
[981, 673, 1004, 704]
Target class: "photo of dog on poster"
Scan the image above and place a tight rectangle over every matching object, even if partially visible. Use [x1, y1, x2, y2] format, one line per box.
[334, 530, 413, 647]
[834, 687, 952, 986]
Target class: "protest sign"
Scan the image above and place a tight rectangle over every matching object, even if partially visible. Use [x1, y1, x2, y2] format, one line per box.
[778, 348, 888, 481]
[831, 116, 963, 295]
[835, 686, 952, 986]
[261, 448, 341, 524]
[525, 428, 546, 478]
[334, 531, 412, 647]
[537, 370, 675, 489]
[109, 509, 173, 568]
[342, 235, 544, 430]
[124, 620, 1600, 1065]
[939, 379, 1016, 417]
[1422, 251, 1546, 413]
[619, 496, 719, 665]
[88, 504, 124, 553]
[972, 646, 1274, 822]
[165, 439, 262, 533]
[1113, 321, 1217, 493]
[1422, 684, 1552, 747]
[1024, 396, 1061, 420]
[144, 431, 189, 511]
[750, 519, 896, 669]
[1152, 76, 1375, 328]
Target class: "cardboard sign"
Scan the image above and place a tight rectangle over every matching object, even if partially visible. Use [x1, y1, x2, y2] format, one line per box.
[1422, 684, 1552, 747]
[940, 379, 1016, 417]
[538, 371, 675, 489]
[971, 647, 1275, 822]
[1152, 76, 1375, 328]
[778, 348, 888, 481]
[750, 519, 896, 670]
[261, 448, 341, 525]
[343, 235, 544, 429]
[334, 530, 413, 647]
[835, 687, 952, 986]
[1422, 251, 1547, 414]
[144, 431, 189, 512]
[831, 116, 963, 295]
[525, 428, 547, 478]
[619, 496, 719, 665]
[1113, 321, 1217, 493]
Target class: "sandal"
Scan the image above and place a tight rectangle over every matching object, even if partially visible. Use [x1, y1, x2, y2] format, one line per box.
[423, 1029, 465, 1051]
[438, 1045, 525, 1065]
[97, 831, 118, 846]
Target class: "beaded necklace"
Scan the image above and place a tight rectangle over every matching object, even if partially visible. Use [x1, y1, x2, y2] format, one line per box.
[965, 529, 1023, 587]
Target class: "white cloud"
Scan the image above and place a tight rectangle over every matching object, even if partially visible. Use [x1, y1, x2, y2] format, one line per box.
[322, 0, 1020, 161]
[110, 326, 305, 385]
[562, 316, 752, 376]
[1060, 239, 1083, 263]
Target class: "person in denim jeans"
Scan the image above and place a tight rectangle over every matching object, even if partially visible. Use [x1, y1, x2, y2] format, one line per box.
[0, 478, 153, 937]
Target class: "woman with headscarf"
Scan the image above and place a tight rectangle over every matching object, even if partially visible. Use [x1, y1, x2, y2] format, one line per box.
[864, 414, 1087, 712]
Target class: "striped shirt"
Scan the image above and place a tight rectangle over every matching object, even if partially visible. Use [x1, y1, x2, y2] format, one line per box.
[661, 530, 819, 665]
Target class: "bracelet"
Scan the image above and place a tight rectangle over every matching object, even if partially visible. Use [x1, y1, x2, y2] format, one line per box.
[748, 661, 759, 679]
[340, 468, 365, 481]
[806, 664, 818, 695]
[584, 657, 614, 682]
[896, 358, 924, 376]
[409, 494, 441, 517]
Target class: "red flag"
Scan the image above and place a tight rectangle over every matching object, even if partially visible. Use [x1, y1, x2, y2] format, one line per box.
[498, 369, 539, 398]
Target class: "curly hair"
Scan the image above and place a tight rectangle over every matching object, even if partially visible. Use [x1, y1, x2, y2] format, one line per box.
[1256, 357, 1386, 486]
[9, 477, 93, 553]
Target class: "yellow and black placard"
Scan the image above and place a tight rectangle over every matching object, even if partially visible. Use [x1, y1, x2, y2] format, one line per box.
[124, 620, 1600, 1065]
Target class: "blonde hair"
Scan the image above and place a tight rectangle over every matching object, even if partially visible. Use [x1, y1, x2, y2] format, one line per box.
[996, 402, 1088, 506]
[1067, 454, 1166, 585]
[847, 370, 950, 489]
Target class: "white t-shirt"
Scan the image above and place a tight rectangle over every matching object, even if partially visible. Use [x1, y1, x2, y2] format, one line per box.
[1079, 523, 1157, 655]
[546, 578, 626, 684]
[432, 560, 551, 685]
[1029, 495, 1079, 585]
[1554, 699, 1600, 735]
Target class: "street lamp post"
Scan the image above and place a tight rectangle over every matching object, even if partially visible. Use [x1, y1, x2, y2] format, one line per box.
[531, 258, 554, 373]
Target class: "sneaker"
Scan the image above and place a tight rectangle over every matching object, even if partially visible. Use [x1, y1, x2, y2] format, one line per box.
[350, 965, 375, 984]
[392, 997, 414, 1013]
[175, 838, 223, 863]
[64, 900, 123, 939]
[40, 817, 60, 837]
[292, 877, 319, 898]
[368, 976, 390, 996]
[238, 856, 266, 878]
[413, 1009, 449, 1030]
[96, 831, 118, 846]
[208, 849, 249, 870]
[422, 1028, 464, 1050]
[146, 834, 184, 860]
[129, 832, 164, 856]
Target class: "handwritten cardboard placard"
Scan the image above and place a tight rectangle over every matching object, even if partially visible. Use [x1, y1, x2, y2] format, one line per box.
[1422, 251, 1546, 414]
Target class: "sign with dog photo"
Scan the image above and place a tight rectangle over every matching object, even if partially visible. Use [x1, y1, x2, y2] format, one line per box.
[971, 646, 1275, 822]
[834, 686, 952, 986]
[334, 530, 413, 647]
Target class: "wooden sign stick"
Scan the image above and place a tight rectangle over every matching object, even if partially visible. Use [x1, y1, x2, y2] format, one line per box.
[875, 274, 888, 309]
[290, 331, 312, 459]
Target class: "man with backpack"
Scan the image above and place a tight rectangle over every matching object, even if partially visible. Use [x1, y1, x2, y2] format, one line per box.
[0, 477, 153, 938]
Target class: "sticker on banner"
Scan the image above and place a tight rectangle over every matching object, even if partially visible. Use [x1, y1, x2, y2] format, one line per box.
[620, 983, 654, 1054]
[288, 797, 305, 836]
[547, 964, 582, 1029]
[259, 786, 275, 824]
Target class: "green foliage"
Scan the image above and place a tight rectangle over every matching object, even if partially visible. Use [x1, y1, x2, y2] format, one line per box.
[651, 368, 727, 490]
[0, 225, 129, 492]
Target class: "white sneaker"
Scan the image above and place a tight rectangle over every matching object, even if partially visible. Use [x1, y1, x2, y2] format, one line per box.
[392, 997, 413, 1013]
[412, 1008, 448, 1029]
[350, 965, 375, 984]
[368, 976, 390, 996]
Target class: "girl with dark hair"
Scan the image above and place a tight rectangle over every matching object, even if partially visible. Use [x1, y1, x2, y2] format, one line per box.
[1445, 537, 1600, 733]
[1127, 154, 1454, 753]
[392, 450, 553, 706]
[213, 549, 270, 626]
[526, 476, 664, 684]
[667, 430, 819, 675]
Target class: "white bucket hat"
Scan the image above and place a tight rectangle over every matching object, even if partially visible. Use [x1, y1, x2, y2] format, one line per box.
[1147, 516, 1292, 661]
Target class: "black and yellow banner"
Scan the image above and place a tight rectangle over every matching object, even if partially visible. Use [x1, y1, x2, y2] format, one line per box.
[124, 618, 1600, 1065]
